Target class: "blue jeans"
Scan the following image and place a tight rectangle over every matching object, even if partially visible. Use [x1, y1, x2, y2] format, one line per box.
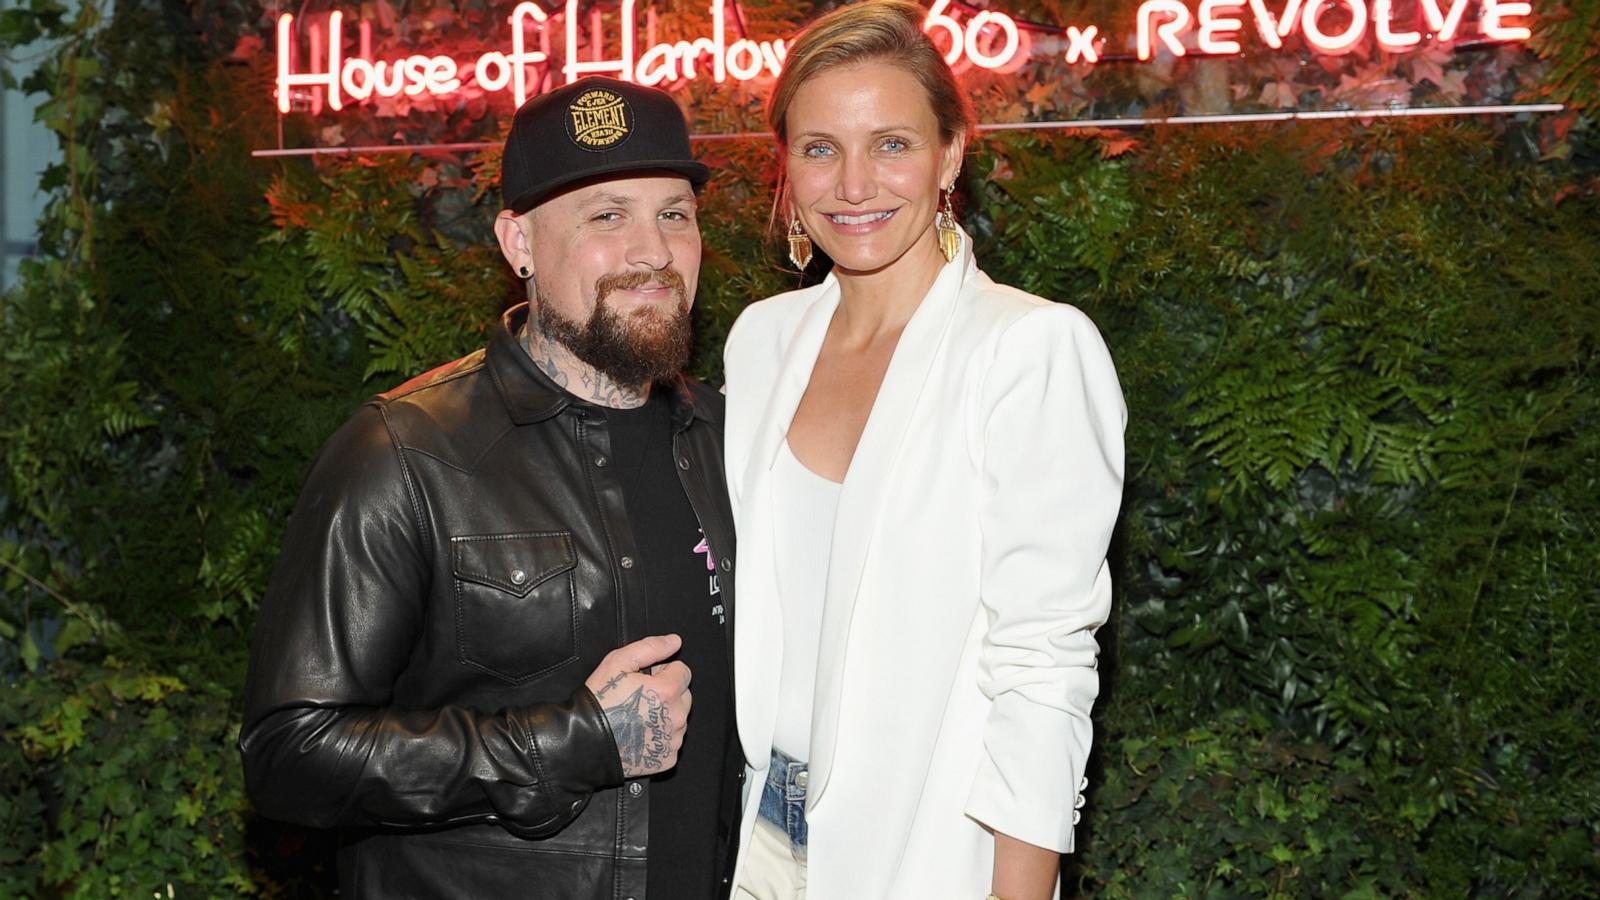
[757, 747, 808, 861]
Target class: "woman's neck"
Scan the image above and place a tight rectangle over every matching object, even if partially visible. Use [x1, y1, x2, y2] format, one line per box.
[831, 236, 947, 346]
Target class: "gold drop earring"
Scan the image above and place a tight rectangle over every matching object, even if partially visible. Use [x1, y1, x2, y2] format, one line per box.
[936, 186, 961, 263]
[787, 216, 814, 270]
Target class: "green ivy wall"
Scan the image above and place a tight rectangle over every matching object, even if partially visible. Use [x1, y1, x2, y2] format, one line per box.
[2, 0, 1596, 896]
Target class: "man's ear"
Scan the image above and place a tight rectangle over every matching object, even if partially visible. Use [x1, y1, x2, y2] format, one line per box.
[494, 209, 533, 278]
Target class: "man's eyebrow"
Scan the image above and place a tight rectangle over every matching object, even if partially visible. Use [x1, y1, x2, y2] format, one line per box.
[574, 191, 696, 210]
[574, 192, 636, 210]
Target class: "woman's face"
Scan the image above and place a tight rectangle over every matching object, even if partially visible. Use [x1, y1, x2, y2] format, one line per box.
[783, 60, 963, 279]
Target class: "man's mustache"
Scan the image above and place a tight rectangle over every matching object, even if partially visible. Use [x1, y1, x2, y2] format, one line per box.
[595, 269, 688, 305]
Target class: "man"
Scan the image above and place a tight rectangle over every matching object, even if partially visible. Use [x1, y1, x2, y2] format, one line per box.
[240, 76, 740, 900]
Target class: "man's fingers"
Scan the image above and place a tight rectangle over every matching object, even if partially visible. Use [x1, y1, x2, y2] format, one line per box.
[652, 660, 692, 689]
[606, 633, 682, 674]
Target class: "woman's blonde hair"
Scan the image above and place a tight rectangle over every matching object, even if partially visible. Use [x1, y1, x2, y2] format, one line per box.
[767, 0, 976, 149]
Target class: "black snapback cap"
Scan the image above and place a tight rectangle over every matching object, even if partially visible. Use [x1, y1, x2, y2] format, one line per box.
[501, 76, 711, 214]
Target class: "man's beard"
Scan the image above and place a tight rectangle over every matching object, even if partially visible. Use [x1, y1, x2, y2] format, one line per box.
[536, 269, 694, 389]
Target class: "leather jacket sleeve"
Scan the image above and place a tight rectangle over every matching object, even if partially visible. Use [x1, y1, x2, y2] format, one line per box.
[238, 404, 625, 837]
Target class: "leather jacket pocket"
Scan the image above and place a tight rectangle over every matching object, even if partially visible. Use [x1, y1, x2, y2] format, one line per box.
[451, 532, 579, 683]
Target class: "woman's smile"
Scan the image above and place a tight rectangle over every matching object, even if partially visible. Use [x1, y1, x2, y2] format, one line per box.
[824, 208, 898, 230]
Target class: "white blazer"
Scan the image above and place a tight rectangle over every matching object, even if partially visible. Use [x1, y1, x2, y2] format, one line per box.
[722, 234, 1126, 899]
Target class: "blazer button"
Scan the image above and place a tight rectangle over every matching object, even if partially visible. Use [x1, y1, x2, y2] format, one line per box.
[628, 781, 643, 798]
[719, 557, 732, 572]
[677, 457, 690, 470]
[1072, 809, 1081, 825]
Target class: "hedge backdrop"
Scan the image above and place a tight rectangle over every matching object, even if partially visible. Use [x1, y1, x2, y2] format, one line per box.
[2, 0, 1598, 896]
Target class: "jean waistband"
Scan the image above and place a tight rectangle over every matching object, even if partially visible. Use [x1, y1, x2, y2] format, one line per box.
[757, 747, 808, 859]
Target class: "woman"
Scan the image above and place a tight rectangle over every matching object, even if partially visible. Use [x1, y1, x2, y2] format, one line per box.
[721, 2, 1125, 898]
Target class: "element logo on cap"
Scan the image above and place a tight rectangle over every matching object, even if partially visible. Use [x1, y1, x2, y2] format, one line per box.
[566, 89, 633, 151]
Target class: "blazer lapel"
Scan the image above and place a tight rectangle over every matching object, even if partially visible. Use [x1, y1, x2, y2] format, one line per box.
[808, 242, 979, 806]
[741, 279, 841, 509]
[735, 278, 840, 767]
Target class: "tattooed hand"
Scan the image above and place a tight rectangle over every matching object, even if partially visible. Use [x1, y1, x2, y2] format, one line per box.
[584, 634, 693, 779]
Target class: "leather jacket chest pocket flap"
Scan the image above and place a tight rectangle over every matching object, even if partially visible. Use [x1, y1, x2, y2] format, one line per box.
[452, 532, 579, 683]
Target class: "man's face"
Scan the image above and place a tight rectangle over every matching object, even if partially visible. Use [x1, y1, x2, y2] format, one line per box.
[509, 174, 701, 387]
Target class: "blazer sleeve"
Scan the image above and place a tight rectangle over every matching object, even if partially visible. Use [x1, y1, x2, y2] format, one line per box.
[964, 302, 1126, 853]
[238, 403, 623, 838]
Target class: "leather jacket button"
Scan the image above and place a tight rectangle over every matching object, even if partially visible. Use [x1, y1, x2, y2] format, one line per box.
[628, 781, 643, 798]
[719, 557, 732, 573]
[620, 556, 635, 569]
[595, 455, 608, 467]
[510, 569, 528, 585]
[677, 457, 690, 470]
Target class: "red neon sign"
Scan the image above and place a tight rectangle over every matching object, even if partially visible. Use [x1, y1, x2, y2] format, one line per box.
[280, 1, 1024, 112]
[277, 0, 1021, 112]
[1136, 0, 1533, 60]
[274, 0, 1534, 114]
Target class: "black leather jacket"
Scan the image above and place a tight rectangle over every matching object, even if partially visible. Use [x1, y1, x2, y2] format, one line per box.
[239, 304, 738, 899]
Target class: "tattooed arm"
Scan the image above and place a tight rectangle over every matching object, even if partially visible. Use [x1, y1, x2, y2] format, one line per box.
[583, 634, 693, 778]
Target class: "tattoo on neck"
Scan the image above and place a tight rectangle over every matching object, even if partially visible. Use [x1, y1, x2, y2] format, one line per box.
[521, 324, 647, 409]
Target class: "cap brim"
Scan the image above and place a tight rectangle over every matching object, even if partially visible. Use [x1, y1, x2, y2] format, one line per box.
[507, 160, 713, 214]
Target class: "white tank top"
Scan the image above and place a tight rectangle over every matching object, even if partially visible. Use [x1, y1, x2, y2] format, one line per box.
[770, 438, 842, 760]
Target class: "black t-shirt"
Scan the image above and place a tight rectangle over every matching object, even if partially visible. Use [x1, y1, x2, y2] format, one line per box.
[605, 395, 732, 900]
